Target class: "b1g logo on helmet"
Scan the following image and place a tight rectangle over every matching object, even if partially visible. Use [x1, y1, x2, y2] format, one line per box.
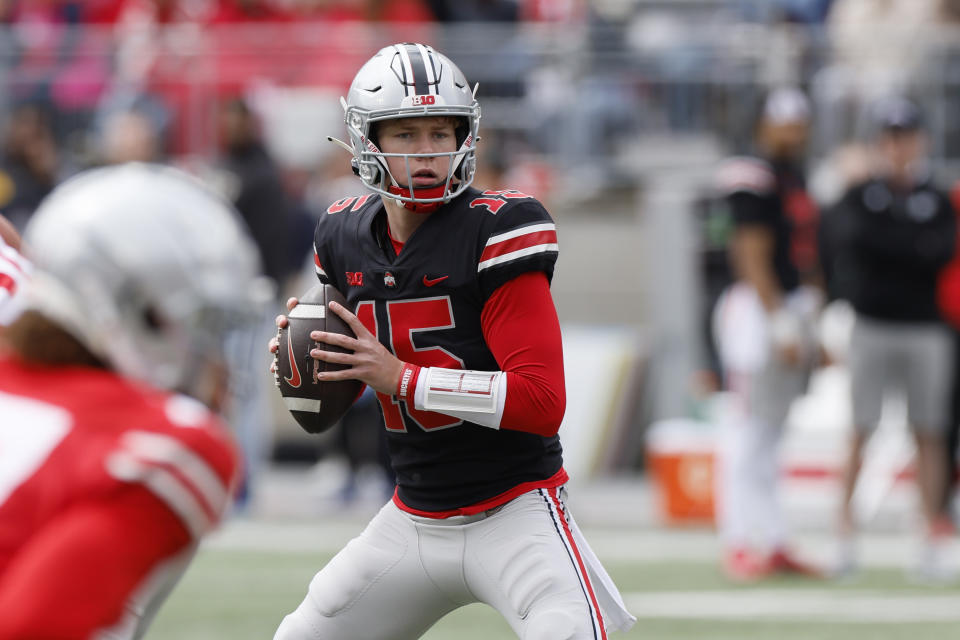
[401, 94, 447, 108]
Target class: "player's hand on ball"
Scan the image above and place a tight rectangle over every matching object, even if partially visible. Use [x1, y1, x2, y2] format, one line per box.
[268, 297, 299, 373]
[309, 301, 403, 396]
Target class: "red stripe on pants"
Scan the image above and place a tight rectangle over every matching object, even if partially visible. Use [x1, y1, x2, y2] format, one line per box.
[547, 487, 606, 639]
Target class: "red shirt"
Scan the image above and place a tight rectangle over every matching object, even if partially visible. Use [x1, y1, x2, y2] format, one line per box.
[0, 356, 239, 639]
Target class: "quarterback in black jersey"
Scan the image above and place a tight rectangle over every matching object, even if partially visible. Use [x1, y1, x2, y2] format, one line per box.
[313, 184, 565, 513]
[270, 43, 634, 640]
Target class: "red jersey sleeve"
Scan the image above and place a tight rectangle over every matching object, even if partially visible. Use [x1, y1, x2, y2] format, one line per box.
[0, 485, 192, 638]
[481, 271, 566, 436]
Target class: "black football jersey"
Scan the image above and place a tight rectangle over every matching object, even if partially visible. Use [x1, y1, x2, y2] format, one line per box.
[313, 186, 564, 512]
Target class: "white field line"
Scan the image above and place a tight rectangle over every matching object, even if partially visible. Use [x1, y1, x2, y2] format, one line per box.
[624, 589, 960, 623]
[206, 519, 960, 572]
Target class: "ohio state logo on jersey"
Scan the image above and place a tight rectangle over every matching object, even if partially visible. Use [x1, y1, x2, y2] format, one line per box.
[384, 272, 397, 288]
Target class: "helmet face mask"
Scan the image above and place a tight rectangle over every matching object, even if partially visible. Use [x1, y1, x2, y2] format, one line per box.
[340, 43, 481, 210]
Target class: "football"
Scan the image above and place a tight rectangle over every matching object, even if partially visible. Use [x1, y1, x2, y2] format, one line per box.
[275, 283, 363, 433]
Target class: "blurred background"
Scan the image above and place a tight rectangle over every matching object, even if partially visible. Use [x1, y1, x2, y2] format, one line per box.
[3, 0, 960, 637]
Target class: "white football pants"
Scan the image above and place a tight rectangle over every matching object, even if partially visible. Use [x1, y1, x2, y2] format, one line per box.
[712, 283, 820, 550]
[274, 487, 635, 640]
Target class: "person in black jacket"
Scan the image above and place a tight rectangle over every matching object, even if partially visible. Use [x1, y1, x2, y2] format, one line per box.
[827, 96, 957, 580]
[218, 97, 303, 289]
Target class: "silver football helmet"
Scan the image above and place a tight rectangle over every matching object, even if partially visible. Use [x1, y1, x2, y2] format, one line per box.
[22, 163, 270, 398]
[332, 42, 481, 211]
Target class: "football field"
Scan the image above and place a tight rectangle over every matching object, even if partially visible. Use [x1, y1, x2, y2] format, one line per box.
[147, 486, 960, 640]
[149, 546, 960, 640]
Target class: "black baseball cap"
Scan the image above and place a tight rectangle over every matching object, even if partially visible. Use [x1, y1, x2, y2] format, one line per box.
[872, 96, 923, 133]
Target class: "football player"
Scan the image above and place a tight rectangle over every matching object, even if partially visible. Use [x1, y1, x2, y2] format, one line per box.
[0, 164, 265, 638]
[712, 87, 823, 580]
[270, 43, 636, 639]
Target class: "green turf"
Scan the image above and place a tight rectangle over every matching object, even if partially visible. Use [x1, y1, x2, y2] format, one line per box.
[146, 549, 960, 640]
[626, 619, 960, 640]
[612, 561, 960, 593]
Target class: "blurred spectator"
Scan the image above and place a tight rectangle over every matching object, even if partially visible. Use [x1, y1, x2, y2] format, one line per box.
[424, 0, 519, 22]
[825, 96, 957, 581]
[0, 102, 60, 231]
[711, 87, 823, 581]
[208, 0, 290, 23]
[773, 0, 835, 23]
[216, 96, 300, 287]
[214, 96, 308, 511]
[5, 1, 127, 23]
[110, 2, 214, 156]
[6, 2, 116, 141]
[693, 190, 735, 397]
[825, 0, 944, 94]
[812, 0, 953, 152]
[98, 106, 166, 164]
[288, 0, 432, 22]
[113, 0, 207, 26]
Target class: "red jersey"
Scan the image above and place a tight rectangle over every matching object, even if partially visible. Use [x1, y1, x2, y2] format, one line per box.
[0, 356, 239, 639]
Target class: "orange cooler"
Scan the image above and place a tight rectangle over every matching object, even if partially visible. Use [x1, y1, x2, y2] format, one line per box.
[645, 419, 716, 524]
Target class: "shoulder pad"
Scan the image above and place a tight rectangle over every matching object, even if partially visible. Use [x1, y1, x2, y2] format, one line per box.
[476, 194, 557, 296]
[314, 196, 375, 286]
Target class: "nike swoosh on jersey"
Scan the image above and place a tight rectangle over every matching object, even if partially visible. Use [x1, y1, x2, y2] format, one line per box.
[284, 333, 302, 388]
[423, 275, 449, 287]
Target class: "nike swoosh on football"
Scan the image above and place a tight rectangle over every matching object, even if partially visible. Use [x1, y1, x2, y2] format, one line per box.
[423, 275, 449, 287]
[284, 332, 302, 388]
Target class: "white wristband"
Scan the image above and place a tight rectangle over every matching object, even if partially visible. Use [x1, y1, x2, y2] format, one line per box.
[414, 367, 507, 429]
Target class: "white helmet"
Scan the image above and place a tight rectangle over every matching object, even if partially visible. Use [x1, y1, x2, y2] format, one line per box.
[334, 42, 481, 212]
[22, 163, 270, 397]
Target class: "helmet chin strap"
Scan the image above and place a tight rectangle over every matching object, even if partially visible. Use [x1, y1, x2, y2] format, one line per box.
[386, 183, 447, 213]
